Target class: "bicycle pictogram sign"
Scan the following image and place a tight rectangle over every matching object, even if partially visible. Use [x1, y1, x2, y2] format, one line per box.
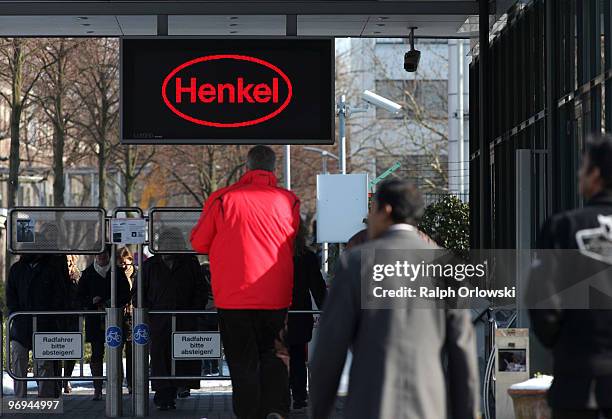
[133, 324, 150, 345]
[106, 326, 123, 348]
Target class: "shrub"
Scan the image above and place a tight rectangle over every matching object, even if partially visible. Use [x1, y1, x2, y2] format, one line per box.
[418, 195, 470, 259]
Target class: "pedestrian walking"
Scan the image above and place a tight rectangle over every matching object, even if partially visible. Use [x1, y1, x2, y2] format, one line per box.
[200, 259, 220, 376]
[309, 179, 479, 419]
[191, 145, 300, 419]
[140, 229, 206, 411]
[118, 246, 135, 394]
[288, 220, 327, 412]
[78, 246, 131, 401]
[529, 135, 612, 419]
[63, 254, 81, 394]
[6, 254, 66, 398]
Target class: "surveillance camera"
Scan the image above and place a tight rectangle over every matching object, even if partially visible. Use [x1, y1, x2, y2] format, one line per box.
[404, 49, 421, 73]
[404, 27, 421, 73]
[362, 90, 402, 114]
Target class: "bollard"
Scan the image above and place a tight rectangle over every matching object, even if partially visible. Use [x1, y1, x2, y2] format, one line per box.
[106, 307, 123, 417]
[132, 307, 149, 417]
[133, 242, 149, 416]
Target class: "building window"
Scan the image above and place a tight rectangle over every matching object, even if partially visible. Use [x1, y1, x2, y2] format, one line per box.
[375, 79, 448, 120]
[375, 38, 407, 45]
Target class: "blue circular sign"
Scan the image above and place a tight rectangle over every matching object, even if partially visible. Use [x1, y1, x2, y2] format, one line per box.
[105, 326, 123, 348]
[133, 323, 150, 345]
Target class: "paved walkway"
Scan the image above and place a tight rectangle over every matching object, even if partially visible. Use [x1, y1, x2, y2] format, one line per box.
[1, 391, 345, 418]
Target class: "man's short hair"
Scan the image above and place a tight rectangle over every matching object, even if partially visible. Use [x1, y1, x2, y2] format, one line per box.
[247, 145, 276, 172]
[374, 179, 424, 224]
[586, 134, 612, 189]
[100, 244, 112, 256]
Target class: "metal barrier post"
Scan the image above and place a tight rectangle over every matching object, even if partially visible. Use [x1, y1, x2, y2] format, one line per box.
[1, 312, 4, 407]
[106, 243, 123, 417]
[108, 207, 144, 417]
[133, 243, 149, 417]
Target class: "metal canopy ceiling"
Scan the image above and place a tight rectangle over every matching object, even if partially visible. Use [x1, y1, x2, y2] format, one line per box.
[0, 1, 488, 37]
[0, 15, 473, 37]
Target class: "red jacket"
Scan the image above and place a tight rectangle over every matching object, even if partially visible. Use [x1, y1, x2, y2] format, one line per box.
[190, 170, 300, 309]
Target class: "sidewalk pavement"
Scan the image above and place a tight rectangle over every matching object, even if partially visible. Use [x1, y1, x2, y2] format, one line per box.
[0, 392, 345, 418]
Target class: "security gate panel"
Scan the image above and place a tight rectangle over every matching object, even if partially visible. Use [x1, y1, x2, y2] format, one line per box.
[148, 207, 201, 253]
[8, 207, 106, 254]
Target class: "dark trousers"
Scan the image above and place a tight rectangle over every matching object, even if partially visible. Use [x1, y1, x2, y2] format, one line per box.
[289, 344, 308, 404]
[218, 309, 289, 419]
[124, 341, 132, 388]
[154, 387, 177, 405]
[91, 340, 105, 363]
[553, 409, 612, 419]
[64, 360, 76, 378]
[90, 340, 105, 392]
[63, 360, 76, 389]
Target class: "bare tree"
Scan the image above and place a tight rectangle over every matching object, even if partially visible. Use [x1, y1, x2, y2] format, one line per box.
[35, 38, 83, 206]
[112, 144, 156, 207]
[74, 38, 120, 208]
[0, 38, 46, 209]
[152, 145, 246, 207]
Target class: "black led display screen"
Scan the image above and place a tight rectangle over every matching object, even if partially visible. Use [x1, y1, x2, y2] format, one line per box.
[121, 37, 334, 144]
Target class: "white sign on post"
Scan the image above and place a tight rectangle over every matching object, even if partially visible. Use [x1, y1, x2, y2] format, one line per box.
[316, 173, 369, 243]
[111, 218, 146, 244]
[172, 332, 221, 359]
[33, 333, 83, 360]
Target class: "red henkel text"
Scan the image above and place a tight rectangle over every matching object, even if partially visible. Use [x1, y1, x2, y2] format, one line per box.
[175, 77, 280, 104]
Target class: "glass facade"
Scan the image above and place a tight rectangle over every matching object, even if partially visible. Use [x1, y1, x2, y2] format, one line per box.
[470, 0, 612, 249]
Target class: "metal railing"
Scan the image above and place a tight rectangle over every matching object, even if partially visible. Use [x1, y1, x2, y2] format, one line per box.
[5, 205, 326, 417]
[5, 311, 107, 381]
[148, 309, 322, 381]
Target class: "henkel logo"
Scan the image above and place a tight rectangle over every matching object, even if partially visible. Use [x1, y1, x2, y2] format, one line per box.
[161, 55, 293, 128]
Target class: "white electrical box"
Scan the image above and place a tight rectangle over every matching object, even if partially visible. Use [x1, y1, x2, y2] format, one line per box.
[316, 173, 368, 243]
[495, 328, 530, 419]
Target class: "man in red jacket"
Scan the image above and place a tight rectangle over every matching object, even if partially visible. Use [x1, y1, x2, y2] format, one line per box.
[190, 145, 300, 419]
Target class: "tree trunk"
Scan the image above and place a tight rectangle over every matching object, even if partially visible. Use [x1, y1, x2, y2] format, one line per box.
[7, 41, 24, 210]
[208, 148, 217, 193]
[123, 146, 134, 207]
[53, 128, 65, 206]
[6, 40, 24, 283]
[7, 107, 21, 209]
[52, 47, 66, 207]
[97, 140, 106, 208]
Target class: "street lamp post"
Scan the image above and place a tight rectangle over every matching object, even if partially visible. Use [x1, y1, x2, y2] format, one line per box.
[337, 90, 400, 175]
[284, 145, 291, 189]
[336, 96, 368, 175]
[303, 146, 339, 279]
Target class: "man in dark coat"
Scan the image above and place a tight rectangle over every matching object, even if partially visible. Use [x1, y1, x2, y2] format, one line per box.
[529, 135, 612, 419]
[288, 222, 327, 411]
[6, 254, 66, 398]
[200, 260, 220, 376]
[62, 255, 81, 394]
[140, 230, 207, 411]
[78, 246, 131, 400]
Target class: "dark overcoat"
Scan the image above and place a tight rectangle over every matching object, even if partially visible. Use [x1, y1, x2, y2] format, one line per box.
[141, 255, 207, 391]
[78, 264, 131, 343]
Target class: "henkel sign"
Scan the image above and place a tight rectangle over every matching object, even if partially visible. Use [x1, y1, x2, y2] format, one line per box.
[121, 37, 334, 144]
[161, 55, 293, 128]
